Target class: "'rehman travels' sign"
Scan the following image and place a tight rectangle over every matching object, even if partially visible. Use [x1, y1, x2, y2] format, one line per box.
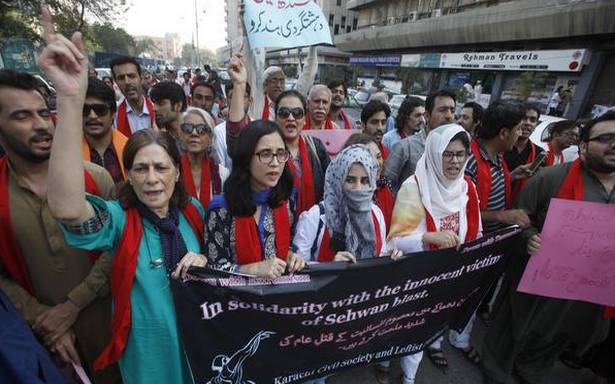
[172, 227, 521, 384]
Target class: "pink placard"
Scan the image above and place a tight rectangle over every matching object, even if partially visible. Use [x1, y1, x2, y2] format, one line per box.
[517, 198, 615, 306]
[302, 129, 362, 156]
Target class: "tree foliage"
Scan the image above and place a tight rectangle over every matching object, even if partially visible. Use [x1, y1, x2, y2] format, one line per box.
[90, 22, 136, 55]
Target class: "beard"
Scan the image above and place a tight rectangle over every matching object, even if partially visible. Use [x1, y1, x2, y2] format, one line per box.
[585, 151, 615, 173]
[0, 131, 51, 163]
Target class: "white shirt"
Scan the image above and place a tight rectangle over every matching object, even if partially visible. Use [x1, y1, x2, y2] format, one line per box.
[213, 121, 232, 171]
[115, 96, 153, 133]
[293, 203, 387, 261]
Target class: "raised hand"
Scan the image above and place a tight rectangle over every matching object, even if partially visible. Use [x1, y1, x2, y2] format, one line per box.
[37, 6, 88, 98]
[227, 54, 247, 85]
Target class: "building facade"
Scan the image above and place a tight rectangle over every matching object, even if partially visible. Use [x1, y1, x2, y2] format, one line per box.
[335, 0, 615, 118]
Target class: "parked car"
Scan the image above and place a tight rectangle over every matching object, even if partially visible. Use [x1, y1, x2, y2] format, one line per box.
[95, 68, 112, 79]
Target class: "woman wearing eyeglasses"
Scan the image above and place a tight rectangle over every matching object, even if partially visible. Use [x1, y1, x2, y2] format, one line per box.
[206, 120, 307, 278]
[178, 107, 229, 209]
[225, 55, 330, 215]
[386, 124, 482, 383]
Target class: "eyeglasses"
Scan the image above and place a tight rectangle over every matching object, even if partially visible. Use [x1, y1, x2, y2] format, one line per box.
[277, 107, 304, 120]
[588, 133, 615, 145]
[180, 123, 211, 135]
[254, 149, 290, 164]
[442, 150, 468, 161]
[83, 104, 110, 117]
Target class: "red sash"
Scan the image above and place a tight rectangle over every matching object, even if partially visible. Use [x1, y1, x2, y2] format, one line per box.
[511, 142, 538, 202]
[545, 142, 563, 166]
[287, 137, 315, 214]
[116, 97, 155, 137]
[470, 140, 512, 210]
[94, 203, 204, 370]
[234, 203, 291, 265]
[378, 142, 389, 160]
[180, 154, 221, 209]
[339, 110, 352, 130]
[0, 158, 100, 295]
[317, 210, 382, 262]
[374, 185, 394, 232]
[262, 95, 270, 121]
[305, 114, 334, 130]
[424, 176, 480, 250]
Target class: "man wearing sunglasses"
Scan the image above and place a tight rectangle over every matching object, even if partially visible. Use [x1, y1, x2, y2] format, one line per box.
[82, 77, 128, 183]
[482, 111, 615, 384]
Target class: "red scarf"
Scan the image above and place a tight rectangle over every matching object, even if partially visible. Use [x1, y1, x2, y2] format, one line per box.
[318, 210, 382, 262]
[554, 159, 613, 318]
[339, 110, 352, 130]
[545, 142, 563, 166]
[94, 203, 204, 370]
[378, 142, 389, 160]
[374, 185, 394, 232]
[286, 137, 315, 214]
[470, 140, 512, 210]
[511, 142, 538, 202]
[262, 94, 270, 120]
[305, 114, 334, 130]
[116, 97, 155, 137]
[234, 203, 291, 265]
[424, 176, 480, 250]
[180, 154, 221, 209]
[0, 158, 100, 295]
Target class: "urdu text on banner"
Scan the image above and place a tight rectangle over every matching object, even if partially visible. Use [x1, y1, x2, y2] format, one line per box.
[172, 227, 521, 384]
[243, 0, 333, 49]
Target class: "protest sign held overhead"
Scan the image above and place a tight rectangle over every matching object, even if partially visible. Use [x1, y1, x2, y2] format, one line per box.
[518, 198, 615, 307]
[243, 0, 333, 49]
[172, 227, 521, 384]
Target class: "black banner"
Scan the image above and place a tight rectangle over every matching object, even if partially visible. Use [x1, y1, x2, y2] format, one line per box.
[172, 227, 521, 384]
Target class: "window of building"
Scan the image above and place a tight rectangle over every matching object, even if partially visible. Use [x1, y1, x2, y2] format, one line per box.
[353, 18, 358, 30]
[336, 0, 342, 6]
[334, 24, 339, 35]
[341, 16, 346, 27]
[329, 14, 334, 27]
[346, 26, 351, 33]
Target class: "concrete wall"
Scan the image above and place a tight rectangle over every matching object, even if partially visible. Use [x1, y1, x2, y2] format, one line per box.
[336, 0, 615, 53]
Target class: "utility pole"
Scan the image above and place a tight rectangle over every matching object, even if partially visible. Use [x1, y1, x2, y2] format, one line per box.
[194, 0, 200, 67]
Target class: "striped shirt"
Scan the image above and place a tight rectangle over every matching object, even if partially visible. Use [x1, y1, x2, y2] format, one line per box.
[465, 143, 507, 234]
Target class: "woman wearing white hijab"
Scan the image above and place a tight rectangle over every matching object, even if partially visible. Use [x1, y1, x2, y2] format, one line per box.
[385, 123, 482, 383]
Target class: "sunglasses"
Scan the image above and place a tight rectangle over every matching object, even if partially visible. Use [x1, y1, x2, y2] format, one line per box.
[180, 123, 211, 135]
[83, 104, 110, 117]
[277, 107, 305, 120]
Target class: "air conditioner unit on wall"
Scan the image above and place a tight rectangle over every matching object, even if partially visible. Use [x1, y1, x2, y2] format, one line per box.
[433, 8, 442, 17]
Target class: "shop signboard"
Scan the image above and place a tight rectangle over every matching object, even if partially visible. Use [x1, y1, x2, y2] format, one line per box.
[350, 55, 401, 67]
[439, 49, 588, 72]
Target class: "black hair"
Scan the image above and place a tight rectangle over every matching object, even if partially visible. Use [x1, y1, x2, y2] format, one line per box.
[102, 75, 114, 84]
[549, 120, 575, 139]
[462, 102, 484, 124]
[361, 100, 390, 124]
[478, 101, 525, 140]
[450, 131, 470, 151]
[523, 102, 541, 120]
[343, 133, 377, 148]
[224, 120, 294, 216]
[0, 69, 45, 111]
[150, 81, 187, 112]
[225, 81, 252, 97]
[274, 90, 307, 114]
[425, 89, 456, 114]
[395, 96, 425, 132]
[109, 56, 142, 78]
[579, 111, 615, 142]
[86, 77, 117, 112]
[191, 81, 216, 98]
[327, 79, 347, 96]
